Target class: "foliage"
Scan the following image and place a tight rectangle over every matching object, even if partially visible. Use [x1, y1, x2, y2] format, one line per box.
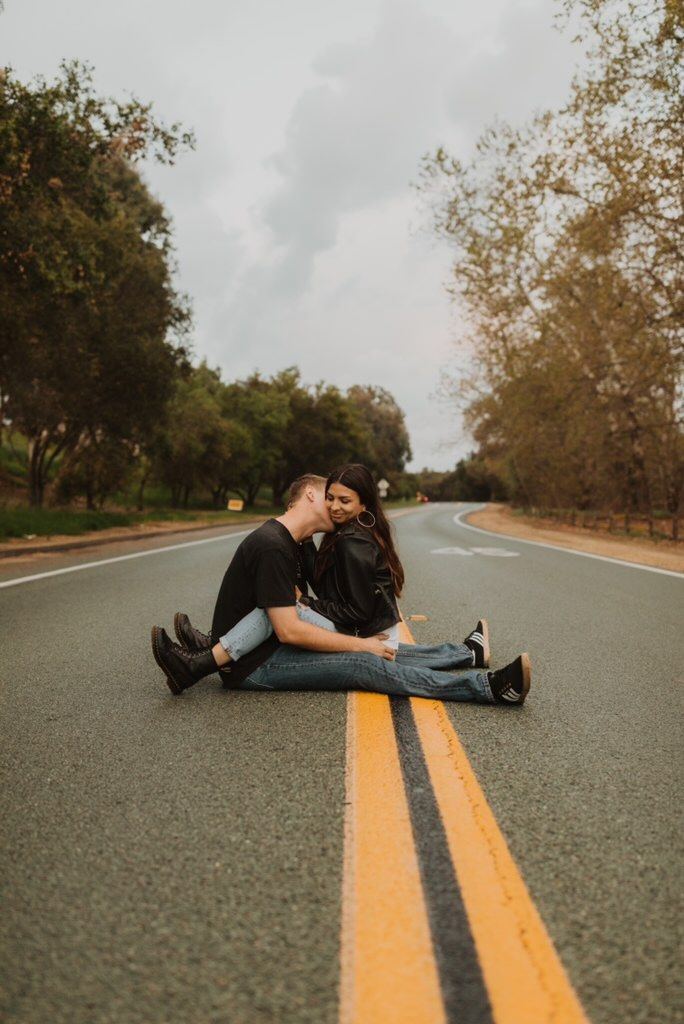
[420, 0, 683, 514]
[415, 455, 506, 502]
[151, 363, 247, 508]
[54, 435, 135, 510]
[346, 385, 413, 490]
[0, 65, 415, 514]
[145, 365, 414, 509]
[0, 63, 193, 505]
[266, 369, 365, 504]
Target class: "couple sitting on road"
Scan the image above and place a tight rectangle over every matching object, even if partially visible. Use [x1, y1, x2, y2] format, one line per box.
[151, 463, 531, 705]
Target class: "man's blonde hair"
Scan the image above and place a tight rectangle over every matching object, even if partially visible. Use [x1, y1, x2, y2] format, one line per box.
[287, 474, 327, 508]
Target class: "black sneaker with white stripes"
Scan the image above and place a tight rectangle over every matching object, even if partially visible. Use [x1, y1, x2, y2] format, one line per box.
[463, 619, 490, 668]
[488, 654, 531, 705]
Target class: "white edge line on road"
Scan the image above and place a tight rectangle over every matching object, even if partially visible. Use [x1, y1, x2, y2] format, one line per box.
[0, 529, 254, 589]
[453, 506, 683, 579]
[0, 507, 419, 590]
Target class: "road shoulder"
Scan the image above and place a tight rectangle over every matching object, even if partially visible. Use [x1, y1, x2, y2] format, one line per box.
[467, 503, 684, 574]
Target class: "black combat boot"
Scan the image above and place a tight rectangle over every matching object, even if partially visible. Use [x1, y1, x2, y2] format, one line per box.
[151, 626, 218, 695]
[174, 611, 213, 652]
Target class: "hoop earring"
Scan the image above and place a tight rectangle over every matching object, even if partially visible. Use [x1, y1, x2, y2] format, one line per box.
[356, 510, 376, 529]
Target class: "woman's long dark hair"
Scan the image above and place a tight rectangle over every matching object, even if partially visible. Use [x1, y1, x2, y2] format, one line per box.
[316, 464, 405, 596]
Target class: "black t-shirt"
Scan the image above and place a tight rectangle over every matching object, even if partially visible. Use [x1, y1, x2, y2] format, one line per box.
[210, 519, 304, 682]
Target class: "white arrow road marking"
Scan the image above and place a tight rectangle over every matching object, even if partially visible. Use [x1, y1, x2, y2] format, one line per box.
[470, 547, 520, 557]
[431, 546, 474, 555]
[431, 546, 519, 557]
[452, 506, 684, 578]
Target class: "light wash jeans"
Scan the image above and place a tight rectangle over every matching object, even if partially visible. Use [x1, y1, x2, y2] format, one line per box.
[219, 604, 490, 702]
[219, 603, 337, 659]
[218, 604, 477, 671]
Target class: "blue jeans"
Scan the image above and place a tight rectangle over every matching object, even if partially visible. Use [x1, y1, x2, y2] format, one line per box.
[218, 604, 336, 659]
[220, 606, 476, 672]
[242, 645, 493, 703]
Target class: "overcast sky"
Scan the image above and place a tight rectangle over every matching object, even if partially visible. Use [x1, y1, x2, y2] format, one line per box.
[2, 0, 581, 470]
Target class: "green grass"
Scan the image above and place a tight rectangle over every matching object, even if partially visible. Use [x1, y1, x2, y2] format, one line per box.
[0, 506, 274, 542]
[0, 508, 133, 540]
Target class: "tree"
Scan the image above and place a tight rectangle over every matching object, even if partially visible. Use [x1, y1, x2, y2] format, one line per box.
[346, 385, 412, 484]
[54, 434, 136, 510]
[0, 62, 193, 505]
[222, 373, 292, 507]
[267, 369, 370, 504]
[419, 0, 683, 513]
[152, 364, 238, 508]
[193, 364, 254, 509]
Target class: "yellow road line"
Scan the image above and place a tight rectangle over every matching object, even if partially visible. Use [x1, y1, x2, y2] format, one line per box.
[341, 619, 588, 1023]
[411, 697, 589, 1022]
[339, 691, 446, 1024]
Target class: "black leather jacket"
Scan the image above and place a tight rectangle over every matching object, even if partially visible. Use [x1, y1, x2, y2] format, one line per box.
[301, 522, 400, 637]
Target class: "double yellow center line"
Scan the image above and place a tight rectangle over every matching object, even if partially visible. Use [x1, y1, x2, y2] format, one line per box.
[339, 622, 589, 1024]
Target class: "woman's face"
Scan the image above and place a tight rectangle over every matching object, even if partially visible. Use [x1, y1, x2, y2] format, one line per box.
[326, 481, 366, 526]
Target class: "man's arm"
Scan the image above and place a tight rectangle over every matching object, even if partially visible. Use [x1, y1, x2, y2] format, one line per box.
[267, 606, 395, 660]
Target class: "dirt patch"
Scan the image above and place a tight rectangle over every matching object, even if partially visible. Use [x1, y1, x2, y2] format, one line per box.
[467, 504, 684, 574]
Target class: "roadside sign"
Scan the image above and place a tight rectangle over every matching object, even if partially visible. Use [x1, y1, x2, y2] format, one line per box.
[227, 499, 244, 511]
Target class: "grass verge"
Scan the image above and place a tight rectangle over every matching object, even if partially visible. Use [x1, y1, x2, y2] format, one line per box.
[0, 507, 273, 542]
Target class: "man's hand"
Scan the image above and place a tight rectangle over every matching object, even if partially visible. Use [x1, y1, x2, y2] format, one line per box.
[267, 606, 396, 659]
[358, 636, 395, 660]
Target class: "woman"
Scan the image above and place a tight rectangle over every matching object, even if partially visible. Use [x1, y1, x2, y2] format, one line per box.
[174, 464, 489, 674]
[298, 462, 404, 646]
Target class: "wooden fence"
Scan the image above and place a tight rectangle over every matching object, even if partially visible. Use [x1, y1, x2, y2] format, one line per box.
[521, 508, 682, 543]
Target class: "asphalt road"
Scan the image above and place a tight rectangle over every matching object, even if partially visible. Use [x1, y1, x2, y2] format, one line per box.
[1, 503, 682, 1024]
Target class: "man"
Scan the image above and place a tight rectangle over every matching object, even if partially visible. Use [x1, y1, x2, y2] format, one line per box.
[151, 474, 531, 706]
